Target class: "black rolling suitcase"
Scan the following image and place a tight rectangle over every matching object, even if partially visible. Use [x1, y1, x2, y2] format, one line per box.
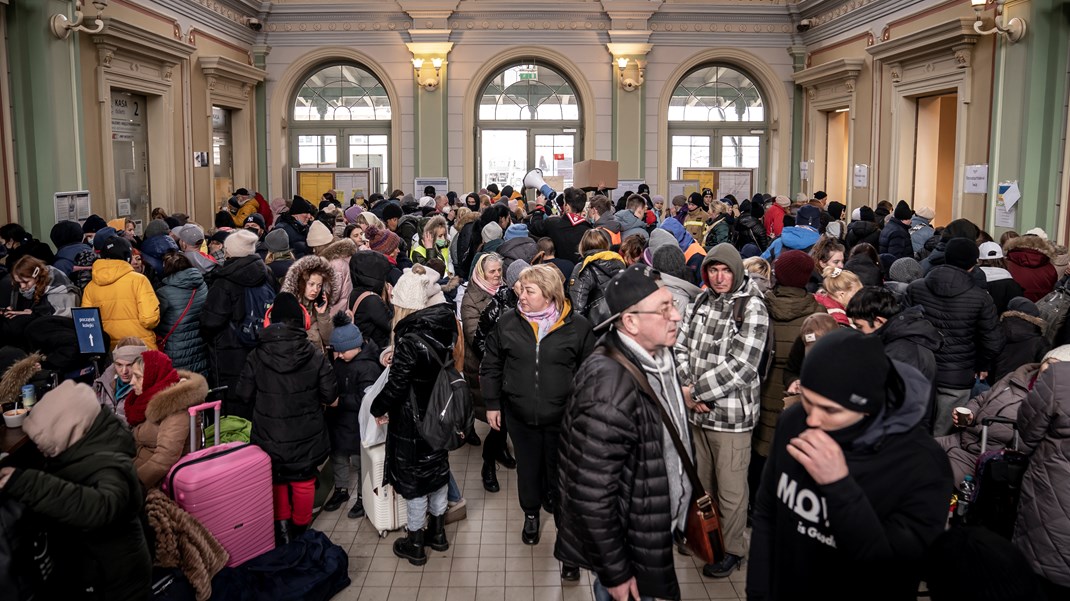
[969, 416, 1029, 538]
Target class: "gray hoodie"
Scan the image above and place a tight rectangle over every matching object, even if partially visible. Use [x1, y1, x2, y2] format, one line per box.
[613, 209, 650, 240]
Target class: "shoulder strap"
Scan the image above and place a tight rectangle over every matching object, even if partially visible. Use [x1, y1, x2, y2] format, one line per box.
[160, 290, 197, 350]
[731, 296, 746, 327]
[350, 290, 375, 314]
[595, 345, 704, 499]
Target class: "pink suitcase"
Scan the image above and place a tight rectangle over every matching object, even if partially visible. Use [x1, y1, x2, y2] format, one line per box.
[164, 400, 275, 566]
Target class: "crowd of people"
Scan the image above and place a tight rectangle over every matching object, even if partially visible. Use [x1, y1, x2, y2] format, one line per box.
[1, 183, 1069, 600]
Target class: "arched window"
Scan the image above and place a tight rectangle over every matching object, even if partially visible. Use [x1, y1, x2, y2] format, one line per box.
[477, 62, 582, 190]
[669, 65, 768, 191]
[290, 63, 391, 192]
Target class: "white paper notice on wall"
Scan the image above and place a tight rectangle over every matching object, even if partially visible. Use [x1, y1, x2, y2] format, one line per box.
[853, 164, 869, 188]
[1002, 181, 1021, 210]
[995, 203, 1016, 228]
[799, 161, 810, 181]
[117, 198, 131, 216]
[964, 164, 989, 194]
[995, 182, 1018, 228]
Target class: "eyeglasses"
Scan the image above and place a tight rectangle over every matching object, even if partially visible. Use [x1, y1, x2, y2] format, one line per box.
[625, 304, 678, 320]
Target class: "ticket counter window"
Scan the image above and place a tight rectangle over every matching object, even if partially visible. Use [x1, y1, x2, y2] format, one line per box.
[111, 90, 151, 227]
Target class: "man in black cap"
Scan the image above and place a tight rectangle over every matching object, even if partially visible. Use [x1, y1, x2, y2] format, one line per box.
[556, 264, 691, 601]
[906, 237, 1003, 435]
[747, 329, 952, 601]
[880, 200, 915, 261]
[224, 187, 259, 227]
[273, 195, 315, 259]
[243, 214, 270, 258]
[684, 191, 712, 241]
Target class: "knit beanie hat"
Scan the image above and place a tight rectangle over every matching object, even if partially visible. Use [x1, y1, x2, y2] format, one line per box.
[827, 201, 846, 221]
[244, 213, 266, 231]
[392, 267, 432, 310]
[289, 195, 315, 216]
[944, 238, 980, 270]
[505, 259, 530, 289]
[22, 380, 102, 457]
[482, 221, 504, 244]
[82, 214, 108, 234]
[796, 205, 822, 230]
[265, 229, 290, 253]
[269, 292, 306, 327]
[894, 200, 914, 221]
[740, 243, 762, 259]
[504, 223, 529, 241]
[851, 208, 862, 221]
[329, 311, 364, 352]
[915, 206, 936, 220]
[209, 230, 230, 246]
[224, 229, 258, 259]
[366, 226, 400, 256]
[344, 204, 363, 223]
[1043, 345, 1070, 363]
[652, 245, 688, 280]
[382, 203, 404, 222]
[888, 257, 923, 284]
[143, 219, 170, 240]
[306, 220, 334, 248]
[1007, 296, 1040, 318]
[775, 195, 791, 208]
[648, 228, 677, 253]
[100, 235, 132, 261]
[801, 329, 888, 414]
[774, 250, 815, 290]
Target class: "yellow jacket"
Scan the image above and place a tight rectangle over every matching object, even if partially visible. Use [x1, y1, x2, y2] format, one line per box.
[230, 198, 260, 227]
[81, 259, 161, 350]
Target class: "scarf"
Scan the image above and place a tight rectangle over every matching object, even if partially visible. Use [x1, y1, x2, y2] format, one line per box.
[125, 351, 181, 426]
[471, 266, 500, 296]
[565, 213, 586, 227]
[521, 302, 560, 341]
[115, 378, 133, 406]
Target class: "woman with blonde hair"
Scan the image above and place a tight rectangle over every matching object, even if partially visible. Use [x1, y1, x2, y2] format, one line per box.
[480, 264, 594, 565]
[814, 266, 863, 326]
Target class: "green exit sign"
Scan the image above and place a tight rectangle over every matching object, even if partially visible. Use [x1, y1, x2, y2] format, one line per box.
[518, 72, 537, 80]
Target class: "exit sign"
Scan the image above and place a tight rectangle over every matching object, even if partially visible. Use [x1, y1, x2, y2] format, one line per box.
[518, 66, 538, 80]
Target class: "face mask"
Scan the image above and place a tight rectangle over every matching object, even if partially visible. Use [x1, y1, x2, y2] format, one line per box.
[19, 287, 34, 299]
[435, 239, 448, 249]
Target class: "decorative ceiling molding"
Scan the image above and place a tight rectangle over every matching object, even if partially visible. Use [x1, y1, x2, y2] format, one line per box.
[866, 17, 978, 64]
[200, 55, 266, 104]
[792, 57, 863, 88]
[148, 0, 260, 44]
[798, 0, 926, 47]
[93, 17, 195, 67]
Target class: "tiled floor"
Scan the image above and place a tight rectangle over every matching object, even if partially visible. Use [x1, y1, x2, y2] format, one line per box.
[315, 423, 747, 601]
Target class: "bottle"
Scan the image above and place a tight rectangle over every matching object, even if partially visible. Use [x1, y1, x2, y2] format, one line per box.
[20, 385, 36, 410]
[956, 475, 976, 518]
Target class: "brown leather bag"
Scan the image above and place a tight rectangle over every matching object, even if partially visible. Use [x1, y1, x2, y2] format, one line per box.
[597, 345, 726, 565]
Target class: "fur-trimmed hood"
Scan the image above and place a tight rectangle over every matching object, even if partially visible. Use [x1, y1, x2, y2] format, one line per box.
[144, 370, 209, 424]
[0, 352, 45, 406]
[1004, 234, 1054, 259]
[1001, 310, 1047, 330]
[319, 237, 358, 263]
[281, 254, 341, 307]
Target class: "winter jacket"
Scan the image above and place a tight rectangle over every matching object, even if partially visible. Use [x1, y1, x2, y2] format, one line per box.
[1004, 235, 1058, 302]
[281, 255, 339, 350]
[761, 226, 821, 261]
[140, 234, 180, 274]
[481, 302, 594, 426]
[878, 306, 941, 394]
[53, 242, 92, 279]
[4, 237, 54, 267]
[990, 311, 1049, 384]
[814, 292, 850, 326]
[200, 254, 275, 401]
[748, 361, 952, 601]
[569, 250, 625, 323]
[661, 272, 701, 321]
[461, 281, 494, 417]
[369, 304, 456, 499]
[474, 286, 517, 357]
[236, 323, 336, 482]
[6, 266, 79, 318]
[555, 331, 684, 601]
[763, 204, 786, 239]
[267, 253, 295, 286]
[935, 362, 1037, 483]
[82, 259, 161, 350]
[757, 286, 823, 456]
[845, 220, 880, 251]
[2, 409, 152, 600]
[346, 251, 394, 350]
[274, 213, 311, 259]
[703, 216, 731, 248]
[905, 265, 1004, 389]
[1013, 362, 1070, 587]
[591, 212, 623, 247]
[182, 249, 217, 274]
[613, 209, 649, 240]
[734, 213, 769, 251]
[682, 207, 710, 241]
[132, 371, 209, 488]
[155, 268, 209, 375]
[530, 213, 592, 264]
[320, 239, 358, 316]
[499, 236, 538, 272]
[979, 266, 1024, 314]
[909, 215, 935, 254]
[879, 219, 913, 261]
[93, 363, 129, 425]
[844, 256, 883, 287]
[328, 339, 382, 456]
[229, 198, 259, 227]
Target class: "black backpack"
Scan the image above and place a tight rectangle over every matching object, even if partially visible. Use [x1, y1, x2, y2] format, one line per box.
[407, 339, 474, 452]
[233, 281, 275, 348]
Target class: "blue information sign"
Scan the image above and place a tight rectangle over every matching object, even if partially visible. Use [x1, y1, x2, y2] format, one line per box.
[71, 307, 106, 354]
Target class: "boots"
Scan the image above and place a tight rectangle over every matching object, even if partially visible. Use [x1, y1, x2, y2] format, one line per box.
[290, 522, 309, 540]
[347, 496, 366, 519]
[323, 487, 350, 512]
[426, 514, 449, 552]
[274, 520, 291, 547]
[393, 529, 427, 566]
[482, 462, 500, 493]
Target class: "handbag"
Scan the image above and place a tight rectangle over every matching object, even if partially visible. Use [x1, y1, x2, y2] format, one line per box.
[157, 290, 197, 351]
[597, 345, 726, 566]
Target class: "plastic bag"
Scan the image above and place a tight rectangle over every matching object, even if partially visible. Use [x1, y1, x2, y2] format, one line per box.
[359, 366, 390, 448]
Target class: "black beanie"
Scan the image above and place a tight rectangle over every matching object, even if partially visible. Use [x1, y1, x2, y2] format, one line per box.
[269, 292, 306, 328]
[290, 195, 315, 216]
[827, 201, 846, 221]
[688, 192, 707, 211]
[82, 214, 107, 234]
[894, 200, 913, 221]
[800, 329, 887, 414]
[215, 210, 234, 228]
[382, 203, 404, 222]
[945, 238, 980, 270]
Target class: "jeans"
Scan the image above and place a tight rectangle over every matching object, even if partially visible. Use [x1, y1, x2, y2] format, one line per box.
[593, 578, 655, 601]
[331, 452, 360, 490]
[405, 484, 448, 531]
[447, 471, 462, 503]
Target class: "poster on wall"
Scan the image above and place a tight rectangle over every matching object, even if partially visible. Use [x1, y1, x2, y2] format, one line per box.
[800, 161, 811, 181]
[995, 181, 1018, 229]
[668, 180, 700, 202]
[415, 178, 448, 197]
[117, 198, 132, 217]
[716, 170, 753, 201]
[193, 152, 209, 168]
[853, 164, 869, 188]
[614, 180, 645, 200]
[680, 169, 716, 194]
[54, 190, 91, 224]
[964, 164, 989, 194]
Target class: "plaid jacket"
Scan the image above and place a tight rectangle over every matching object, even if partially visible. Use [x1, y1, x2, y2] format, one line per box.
[675, 277, 769, 432]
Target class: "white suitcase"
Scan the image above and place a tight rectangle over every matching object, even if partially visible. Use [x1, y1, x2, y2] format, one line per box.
[361, 444, 408, 537]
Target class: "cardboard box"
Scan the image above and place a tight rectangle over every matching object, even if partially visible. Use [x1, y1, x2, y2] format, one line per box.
[573, 159, 618, 191]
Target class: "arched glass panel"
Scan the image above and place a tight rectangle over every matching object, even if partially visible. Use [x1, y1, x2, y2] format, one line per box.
[669, 65, 764, 122]
[479, 64, 579, 121]
[293, 64, 391, 122]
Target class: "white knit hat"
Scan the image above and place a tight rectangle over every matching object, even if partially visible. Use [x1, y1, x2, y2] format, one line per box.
[306, 220, 334, 247]
[419, 196, 436, 209]
[392, 266, 434, 310]
[1043, 345, 1070, 363]
[224, 229, 258, 258]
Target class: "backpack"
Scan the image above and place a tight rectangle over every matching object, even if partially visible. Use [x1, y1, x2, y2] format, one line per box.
[1036, 284, 1070, 344]
[579, 262, 614, 323]
[233, 281, 276, 347]
[732, 296, 775, 382]
[407, 337, 474, 452]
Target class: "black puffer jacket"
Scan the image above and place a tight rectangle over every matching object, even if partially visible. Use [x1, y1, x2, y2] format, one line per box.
[990, 311, 1049, 384]
[733, 213, 769, 251]
[846, 220, 880, 251]
[879, 306, 942, 390]
[905, 265, 1004, 389]
[879, 219, 913, 261]
[328, 338, 382, 456]
[200, 255, 275, 406]
[348, 251, 394, 350]
[569, 251, 625, 323]
[236, 323, 336, 482]
[370, 304, 455, 499]
[474, 286, 518, 356]
[274, 213, 310, 259]
[555, 333, 680, 601]
[481, 302, 594, 426]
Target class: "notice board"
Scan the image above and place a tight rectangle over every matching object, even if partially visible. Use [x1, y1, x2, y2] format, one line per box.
[292, 168, 379, 203]
[677, 168, 755, 201]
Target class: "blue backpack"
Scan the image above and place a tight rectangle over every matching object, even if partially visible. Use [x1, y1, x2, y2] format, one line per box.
[233, 282, 275, 347]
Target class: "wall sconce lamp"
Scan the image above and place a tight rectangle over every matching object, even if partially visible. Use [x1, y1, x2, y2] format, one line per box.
[51, 0, 108, 39]
[615, 57, 645, 92]
[971, 0, 1026, 43]
[412, 57, 444, 92]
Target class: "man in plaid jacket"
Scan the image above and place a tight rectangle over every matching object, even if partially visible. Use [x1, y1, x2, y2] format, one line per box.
[675, 242, 770, 579]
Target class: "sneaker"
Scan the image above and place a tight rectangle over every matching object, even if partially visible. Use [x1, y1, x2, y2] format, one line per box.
[347, 497, 366, 519]
[673, 530, 692, 557]
[522, 513, 540, 545]
[323, 488, 350, 512]
[445, 498, 467, 524]
[702, 553, 743, 578]
[560, 565, 580, 581]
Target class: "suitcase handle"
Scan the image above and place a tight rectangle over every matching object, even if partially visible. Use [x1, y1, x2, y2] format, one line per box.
[980, 416, 1020, 453]
[188, 400, 222, 450]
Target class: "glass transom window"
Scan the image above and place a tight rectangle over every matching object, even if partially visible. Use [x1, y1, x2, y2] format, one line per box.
[669, 65, 764, 123]
[293, 64, 391, 122]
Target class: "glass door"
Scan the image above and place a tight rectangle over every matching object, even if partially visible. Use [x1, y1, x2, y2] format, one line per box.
[347, 131, 389, 194]
[534, 133, 575, 189]
[111, 89, 151, 226]
[212, 107, 234, 206]
[480, 130, 528, 191]
[297, 134, 338, 168]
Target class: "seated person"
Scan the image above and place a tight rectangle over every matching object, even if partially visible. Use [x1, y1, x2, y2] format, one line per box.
[92, 337, 148, 426]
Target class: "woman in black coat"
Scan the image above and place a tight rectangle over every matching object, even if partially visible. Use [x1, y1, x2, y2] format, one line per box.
[481, 264, 595, 548]
[370, 303, 457, 566]
[733, 199, 770, 251]
[348, 250, 394, 350]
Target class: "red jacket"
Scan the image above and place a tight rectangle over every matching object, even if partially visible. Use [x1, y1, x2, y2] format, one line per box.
[764, 204, 786, 239]
[1004, 235, 1057, 302]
